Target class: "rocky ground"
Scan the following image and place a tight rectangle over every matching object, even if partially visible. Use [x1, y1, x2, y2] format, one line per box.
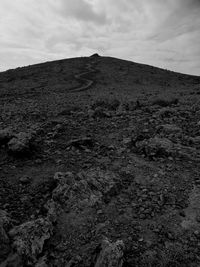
[1, 54, 200, 266]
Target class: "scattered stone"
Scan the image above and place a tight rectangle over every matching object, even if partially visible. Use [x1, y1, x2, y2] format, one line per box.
[137, 137, 174, 158]
[35, 159, 42, 164]
[8, 132, 33, 154]
[122, 137, 133, 147]
[19, 176, 32, 184]
[92, 107, 111, 119]
[45, 199, 59, 223]
[152, 96, 178, 107]
[179, 210, 186, 217]
[156, 107, 177, 118]
[0, 210, 11, 261]
[54, 171, 75, 185]
[67, 137, 94, 149]
[95, 238, 125, 267]
[53, 169, 119, 209]
[35, 255, 48, 267]
[189, 136, 200, 145]
[0, 128, 13, 146]
[194, 230, 200, 237]
[196, 215, 200, 223]
[157, 124, 182, 135]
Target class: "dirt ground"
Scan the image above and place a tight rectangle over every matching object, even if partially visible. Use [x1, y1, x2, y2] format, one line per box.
[1, 54, 200, 266]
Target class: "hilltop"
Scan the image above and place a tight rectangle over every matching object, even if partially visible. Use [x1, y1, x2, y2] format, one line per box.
[1, 55, 200, 266]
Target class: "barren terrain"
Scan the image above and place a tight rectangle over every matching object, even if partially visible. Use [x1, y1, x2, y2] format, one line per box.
[1, 54, 200, 266]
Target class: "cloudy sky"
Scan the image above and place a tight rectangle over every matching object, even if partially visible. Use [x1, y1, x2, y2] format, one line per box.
[0, 0, 200, 75]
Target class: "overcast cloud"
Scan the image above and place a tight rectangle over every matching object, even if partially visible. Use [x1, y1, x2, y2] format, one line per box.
[0, 0, 200, 75]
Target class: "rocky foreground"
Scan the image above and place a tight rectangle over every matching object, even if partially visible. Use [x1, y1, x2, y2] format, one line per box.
[1, 56, 200, 266]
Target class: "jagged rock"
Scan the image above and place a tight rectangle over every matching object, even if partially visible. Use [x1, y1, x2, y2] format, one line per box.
[0, 210, 11, 261]
[95, 238, 125, 267]
[176, 144, 200, 162]
[8, 132, 32, 154]
[0, 209, 11, 227]
[9, 218, 53, 264]
[122, 137, 133, 147]
[1, 253, 22, 267]
[66, 137, 94, 149]
[52, 170, 118, 209]
[137, 136, 174, 157]
[54, 171, 75, 185]
[35, 255, 48, 267]
[156, 107, 177, 118]
[85, 169, 118, 195]
[92, 107, 111, 119]
[0, 128, 13, 146]
[189, 136, 200, 145]
[45, 199, 59, 223]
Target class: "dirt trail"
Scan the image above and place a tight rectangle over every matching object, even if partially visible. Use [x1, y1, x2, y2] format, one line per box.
[71, 61, 97, 92]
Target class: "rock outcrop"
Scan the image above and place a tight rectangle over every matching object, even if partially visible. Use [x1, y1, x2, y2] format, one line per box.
[95, 238, 125, 267]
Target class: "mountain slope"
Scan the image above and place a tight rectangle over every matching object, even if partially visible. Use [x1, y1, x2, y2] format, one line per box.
[1, 55, 200, 267]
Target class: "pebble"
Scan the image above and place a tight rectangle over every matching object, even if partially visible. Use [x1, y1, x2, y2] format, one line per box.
[19, 176, 31, 184]
[194, 230, 200, 237]
[35, 159, 42, 164]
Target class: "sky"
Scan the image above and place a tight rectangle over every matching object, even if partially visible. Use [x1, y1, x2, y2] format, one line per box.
[0, 0, 200, 75]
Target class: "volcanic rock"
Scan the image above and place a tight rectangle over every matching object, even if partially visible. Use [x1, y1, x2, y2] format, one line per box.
[9, 218, 53, 264]
[157, 124, 182, 135]
[0, 210, 11, 261]
[8, 132, 32, 154]
[137, 136, 174, 157]
[95, 238, 125, 267]
[0, 128, 13, 146]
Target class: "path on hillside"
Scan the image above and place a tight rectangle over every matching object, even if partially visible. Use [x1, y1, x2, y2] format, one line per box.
[70, 61, 97, 92]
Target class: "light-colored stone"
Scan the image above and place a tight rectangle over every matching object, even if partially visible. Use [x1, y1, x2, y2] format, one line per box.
[8, 132, 32, 154]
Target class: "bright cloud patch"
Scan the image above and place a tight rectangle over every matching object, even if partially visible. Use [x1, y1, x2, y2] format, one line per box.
[0, 0, 200, 75]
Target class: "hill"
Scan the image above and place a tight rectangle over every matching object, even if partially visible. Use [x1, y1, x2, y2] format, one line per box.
[1, 55, 200, 266]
